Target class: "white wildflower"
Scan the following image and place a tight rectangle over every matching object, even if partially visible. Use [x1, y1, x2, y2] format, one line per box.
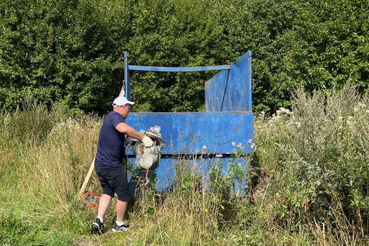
[276, 107, 291, 116]
[347, 116, 353, 126]
[237, 143, 242, 149]
[251, 142, 256, 151]
[260, 111, 265, 120]
[215, 154, 223, 158]
[359, 103, 366, 108]
[296, 121, 301, 129]
[231, 142, 236, 146]
[202, 145, 208, 151]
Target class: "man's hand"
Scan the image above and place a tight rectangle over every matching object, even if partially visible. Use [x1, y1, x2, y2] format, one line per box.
[142, 135, 154, 147]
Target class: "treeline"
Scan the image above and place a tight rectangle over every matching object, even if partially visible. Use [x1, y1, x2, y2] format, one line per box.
[0, 0, 368, 114]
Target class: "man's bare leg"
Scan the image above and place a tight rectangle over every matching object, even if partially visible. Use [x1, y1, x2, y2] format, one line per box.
[92, 194, 111, 234]
[116, 200, 128, 222]
[98, 194, 112, 219]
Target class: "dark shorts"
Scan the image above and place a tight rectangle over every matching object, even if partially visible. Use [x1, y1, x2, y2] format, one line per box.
[95, 164, 132, 202]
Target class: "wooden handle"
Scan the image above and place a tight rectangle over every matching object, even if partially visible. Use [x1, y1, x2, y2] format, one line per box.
[78, 157, 95, 199]
[119, 84, 125, 97]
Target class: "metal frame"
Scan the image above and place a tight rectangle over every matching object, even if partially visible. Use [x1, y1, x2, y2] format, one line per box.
[123, 51, 234, 100]
[124, 51, 253, 191]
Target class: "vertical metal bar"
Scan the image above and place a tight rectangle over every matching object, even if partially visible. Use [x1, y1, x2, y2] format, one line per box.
[247, 51, 252, 110]
[124, 51, 130, 99]
[220, 70, 230, 111]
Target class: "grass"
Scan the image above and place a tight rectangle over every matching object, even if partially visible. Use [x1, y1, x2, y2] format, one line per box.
[0, 84, 368, 245]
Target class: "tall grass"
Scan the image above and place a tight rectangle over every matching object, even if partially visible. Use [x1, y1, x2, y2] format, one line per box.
[248, 83, 369, 245]
[0, 101, 101, 245]
[0, 84, 368, 245]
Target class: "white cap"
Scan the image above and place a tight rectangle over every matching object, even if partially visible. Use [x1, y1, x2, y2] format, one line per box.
[112, 96, 134, 107]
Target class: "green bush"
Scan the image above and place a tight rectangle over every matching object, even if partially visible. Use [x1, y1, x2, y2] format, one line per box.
[1, 0, 368, 113]
[248, 83, 369, 244]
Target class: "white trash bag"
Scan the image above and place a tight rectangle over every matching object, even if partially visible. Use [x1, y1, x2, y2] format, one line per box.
[127, 125, 164, 171]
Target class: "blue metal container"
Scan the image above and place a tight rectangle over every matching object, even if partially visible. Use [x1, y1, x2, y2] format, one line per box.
[125, 51, 253, 191]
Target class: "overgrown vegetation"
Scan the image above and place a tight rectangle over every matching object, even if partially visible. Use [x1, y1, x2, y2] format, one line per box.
[249, 84, 369, 245]
[1, 0, 368, 244]
[1, 85, 368, 245]
[1, 0, 368, 113]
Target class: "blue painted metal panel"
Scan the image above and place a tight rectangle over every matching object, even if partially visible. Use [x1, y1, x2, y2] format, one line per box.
[247, 51, 252, 111]
[205, 51, 252, 111]
[128, 155, 249, 192]
[205, 70, 229, 111]
[125, 112, 253, 155]
[128, 65, 230, 72]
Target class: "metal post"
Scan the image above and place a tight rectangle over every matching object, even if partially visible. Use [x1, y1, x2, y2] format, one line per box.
[247, 51, 252, 110]
[124, 51, 130, 99]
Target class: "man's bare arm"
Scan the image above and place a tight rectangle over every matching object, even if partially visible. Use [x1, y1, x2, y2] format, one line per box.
[116, 123, 144, 140]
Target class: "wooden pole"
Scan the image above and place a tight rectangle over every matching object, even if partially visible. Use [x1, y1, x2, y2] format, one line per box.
[119, 83, 125, 97]
[78, 158, 95, 199]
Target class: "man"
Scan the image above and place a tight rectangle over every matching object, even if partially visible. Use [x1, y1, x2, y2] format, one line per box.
[91, 96, 153, 234]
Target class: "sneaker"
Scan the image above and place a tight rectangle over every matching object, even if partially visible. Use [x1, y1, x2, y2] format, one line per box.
[112, 222, 129, 232]
[91, 218, 104, 235]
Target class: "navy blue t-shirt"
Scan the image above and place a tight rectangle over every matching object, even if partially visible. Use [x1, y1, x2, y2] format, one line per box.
[95, 111, 126, 167]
